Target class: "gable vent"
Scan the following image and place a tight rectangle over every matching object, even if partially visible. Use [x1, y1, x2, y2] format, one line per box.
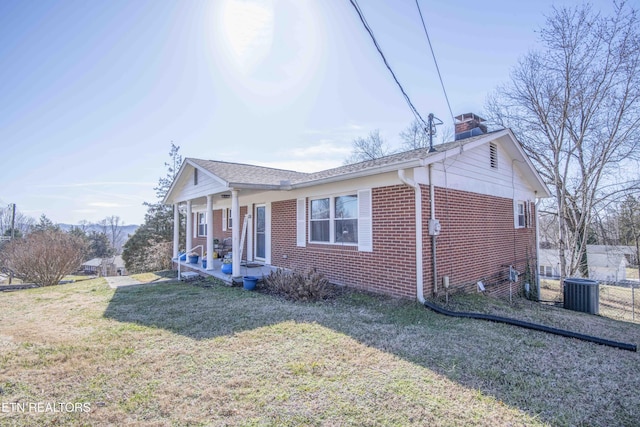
[489, 143, 498, 169]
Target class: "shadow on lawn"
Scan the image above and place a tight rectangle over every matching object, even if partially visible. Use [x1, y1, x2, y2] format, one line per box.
[103, 280, 640, 426]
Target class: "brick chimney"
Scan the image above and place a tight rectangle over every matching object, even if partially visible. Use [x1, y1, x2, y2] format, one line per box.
[454, 113, 487, 140]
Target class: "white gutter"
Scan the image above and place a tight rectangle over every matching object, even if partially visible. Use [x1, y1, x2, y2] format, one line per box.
[428, 164, 438, 296]
[535, 196, 541, 300]
[398, 169, 425, 303]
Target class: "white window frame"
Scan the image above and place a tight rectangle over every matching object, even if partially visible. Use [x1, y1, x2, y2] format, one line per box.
[309, 193, 358, 246]
[197, 212, 207, 236]
[515, 200, 527, 229]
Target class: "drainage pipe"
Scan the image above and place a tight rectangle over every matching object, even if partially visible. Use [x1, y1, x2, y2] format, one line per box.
[423, 300, 637, 352]
[398, 169, 425, 303]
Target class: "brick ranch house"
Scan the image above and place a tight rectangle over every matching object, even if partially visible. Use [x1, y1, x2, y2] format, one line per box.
[163, 114, 551, 301]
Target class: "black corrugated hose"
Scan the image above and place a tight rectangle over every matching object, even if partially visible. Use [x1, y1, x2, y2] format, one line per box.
[423, 300, 637, 352]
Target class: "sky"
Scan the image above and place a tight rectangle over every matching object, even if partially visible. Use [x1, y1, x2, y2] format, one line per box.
[0, 0, 615, 226]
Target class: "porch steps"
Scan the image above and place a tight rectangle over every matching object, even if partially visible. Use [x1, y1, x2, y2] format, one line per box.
[180, 271, 200, 282]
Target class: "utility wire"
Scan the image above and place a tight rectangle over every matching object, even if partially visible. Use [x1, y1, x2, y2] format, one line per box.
[348, 0, 429, 129]
[414, 0, 455, 125]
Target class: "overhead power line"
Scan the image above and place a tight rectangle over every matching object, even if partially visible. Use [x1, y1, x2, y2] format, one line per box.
[348, 0, 429, 129]
[414, 0, 455, 124]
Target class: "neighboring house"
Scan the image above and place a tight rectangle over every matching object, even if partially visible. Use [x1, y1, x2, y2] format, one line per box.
[539, 246, 630, 282]
[82, 256, 126, 277]
[163, 114, 551, 300]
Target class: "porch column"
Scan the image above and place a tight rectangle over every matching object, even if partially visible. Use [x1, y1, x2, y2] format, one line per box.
[206, 195, 214, 270]
[231, 189, 241, 278]
[186, 200, 193, 252]
[173, 203, 180, 259]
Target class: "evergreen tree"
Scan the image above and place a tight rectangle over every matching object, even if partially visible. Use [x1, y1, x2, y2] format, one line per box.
[122, 143, 184, 273]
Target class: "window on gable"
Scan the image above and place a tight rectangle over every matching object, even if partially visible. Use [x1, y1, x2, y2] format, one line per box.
[310, 195, 358, 244]
[489, 143, 498, 169]
[197, 212, 207, 236]
[194, 169, 198, 185]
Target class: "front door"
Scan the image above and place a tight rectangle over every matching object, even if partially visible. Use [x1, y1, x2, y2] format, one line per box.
[255, 205, 266, 260]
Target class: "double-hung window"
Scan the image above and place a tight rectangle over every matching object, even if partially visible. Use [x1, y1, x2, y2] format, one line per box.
[515, 200, 530, 228]
[197, 212, 207, 236]
[310, 195, 358, 244]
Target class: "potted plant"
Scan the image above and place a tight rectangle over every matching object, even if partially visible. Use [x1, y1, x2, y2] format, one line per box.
[243, 275, 258, 291]
[188, 252, 199, 264]
[221, 257, 232, 274]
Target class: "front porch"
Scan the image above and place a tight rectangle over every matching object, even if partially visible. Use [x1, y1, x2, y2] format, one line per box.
[173, 257, 276, 285]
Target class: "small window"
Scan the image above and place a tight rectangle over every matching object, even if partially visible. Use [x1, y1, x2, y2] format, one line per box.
[226, 208, 233, 229]
[197, 212, 207, 236]
[194, 169, 198, 185]
[516, 201, 526, 228]
[489, 143, 498, 169]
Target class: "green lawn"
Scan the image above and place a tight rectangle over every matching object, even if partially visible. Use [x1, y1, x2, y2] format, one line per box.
[1, 276, 639, 426]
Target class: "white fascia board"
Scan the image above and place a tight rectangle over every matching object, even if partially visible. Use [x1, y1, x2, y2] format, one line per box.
[162, 160, 191, 205]
[421, 129, 551, 198]
[290, 160, 423, 190]
[163, 159, 230, 205]
[190, 159, 229, 187]
[502, 129, 551, 197]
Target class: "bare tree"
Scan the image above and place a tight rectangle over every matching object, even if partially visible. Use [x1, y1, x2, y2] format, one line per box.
[399, 119, 453, 151]
[1, 229, 87, 286]
[0, 204, 34, 237]
[344, 130, 392, 164]
[487, 1, 640, 279]
[619, 194, 640, 275]
[105, 215, 124, 252]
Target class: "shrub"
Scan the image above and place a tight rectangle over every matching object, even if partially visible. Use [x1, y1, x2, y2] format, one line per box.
[264, 268, 333, 302]
[0, 229, 87, 287]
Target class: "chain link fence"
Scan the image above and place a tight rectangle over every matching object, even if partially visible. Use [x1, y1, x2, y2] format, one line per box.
[539, 277, 639, 324]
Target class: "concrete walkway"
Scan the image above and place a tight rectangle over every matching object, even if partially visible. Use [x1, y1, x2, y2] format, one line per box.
[105, 276, 172, 289]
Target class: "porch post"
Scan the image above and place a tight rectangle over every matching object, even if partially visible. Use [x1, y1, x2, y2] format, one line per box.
[231, 189, 241, 278]
[206, 195, 214, 270]
[173, 203, 180, 259]
[186, 200, 193, 252]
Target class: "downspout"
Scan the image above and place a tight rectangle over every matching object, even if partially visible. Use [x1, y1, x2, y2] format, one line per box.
[535, 196, 541, 301]
[428, 164, 437, 296]
[398, 169, 425, 303]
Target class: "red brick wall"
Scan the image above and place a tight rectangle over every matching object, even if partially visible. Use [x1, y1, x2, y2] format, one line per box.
[425, 187, 537, 298]
[271, 184, 537, 300]
[192, 207, 246, 256]
[271, 186, 418, 298]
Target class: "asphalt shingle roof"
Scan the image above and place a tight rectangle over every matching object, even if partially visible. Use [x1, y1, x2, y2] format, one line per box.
[189, 130, 501, 187]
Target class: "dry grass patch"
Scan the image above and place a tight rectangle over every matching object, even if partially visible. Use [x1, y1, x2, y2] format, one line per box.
[0, 278, 638, 426]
